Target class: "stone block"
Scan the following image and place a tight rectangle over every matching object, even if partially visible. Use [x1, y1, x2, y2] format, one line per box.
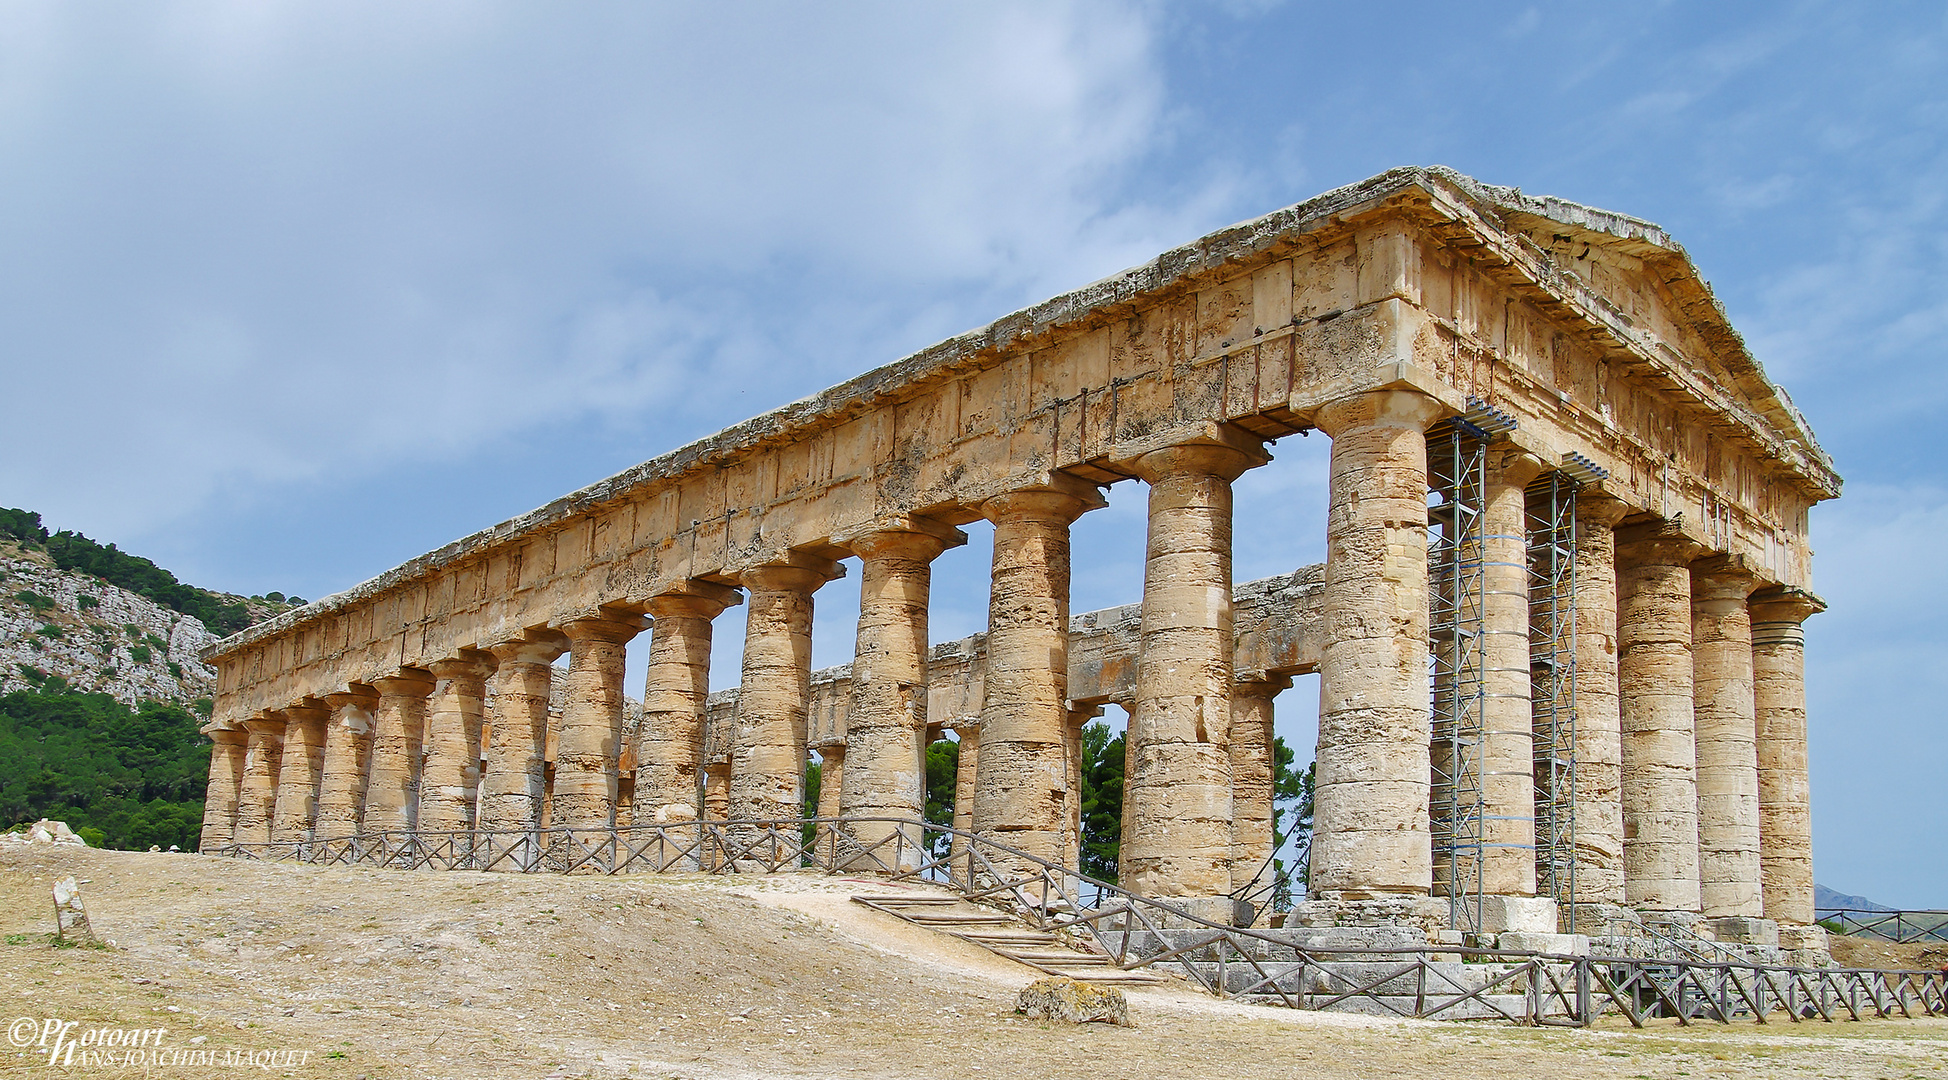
[1015, 977, 1129, 1025]
[1475, 896, 1558, 934]
[1495, 932, 1588, 956]
[1776, 924, 1827, 952]
[1706, 916, 1779, 946]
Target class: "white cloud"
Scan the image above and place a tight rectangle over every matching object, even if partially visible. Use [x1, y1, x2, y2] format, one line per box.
[0, 1, 1214, 540]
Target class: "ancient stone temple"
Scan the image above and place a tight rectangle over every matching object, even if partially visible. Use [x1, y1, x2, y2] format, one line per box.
[199, 166, 1836, 946]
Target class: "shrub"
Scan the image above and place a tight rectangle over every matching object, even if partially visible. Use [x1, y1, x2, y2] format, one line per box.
[166, 662, 183, 680]
[129, 645, 152, 665]
[123, 624, 141, 638]
[16, 664, 44, 684]
[12, 590, 56, 613]
[265, 591, 285, 603]
[143, 633, 167, 652]
[76, 594, 99, 611]
[76, 826, 105, 848]
[35, 624, 65, 640]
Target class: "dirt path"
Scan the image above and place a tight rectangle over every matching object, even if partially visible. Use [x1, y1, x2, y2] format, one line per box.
[2, 847, 1944, 1079]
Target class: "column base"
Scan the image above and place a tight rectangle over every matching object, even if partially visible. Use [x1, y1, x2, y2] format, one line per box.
[1473, 895, 1559, 935]
[1706, 915, 1780, 947]
[1776, 924, 1832, 968]
[1281, 896, 1450, 937]
[1568, 902, 1645, 937]
[1145, 896, 1258, 928]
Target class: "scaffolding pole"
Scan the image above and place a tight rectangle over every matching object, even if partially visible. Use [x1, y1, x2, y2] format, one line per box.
[1428, 416, 1491, 933]
[1527, 472, 1578, 931]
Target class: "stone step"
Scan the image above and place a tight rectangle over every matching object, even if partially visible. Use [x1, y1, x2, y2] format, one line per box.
[851, 895, 1167, 987]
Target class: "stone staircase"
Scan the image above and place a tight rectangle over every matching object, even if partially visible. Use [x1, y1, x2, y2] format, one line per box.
[851, 893, 1167, 986]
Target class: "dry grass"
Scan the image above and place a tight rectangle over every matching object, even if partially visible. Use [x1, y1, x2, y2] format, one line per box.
[2, 846, 1944, 1079]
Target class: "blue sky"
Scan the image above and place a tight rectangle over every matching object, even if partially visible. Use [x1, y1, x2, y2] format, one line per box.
[2, 2, 1941, 905]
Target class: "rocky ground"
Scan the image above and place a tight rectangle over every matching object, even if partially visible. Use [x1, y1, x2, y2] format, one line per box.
[2, 846, 1944, 1080]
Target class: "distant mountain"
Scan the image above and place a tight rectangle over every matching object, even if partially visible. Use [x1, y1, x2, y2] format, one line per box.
[1, 508, 303, 708]
[1816, 883, 1897, 914]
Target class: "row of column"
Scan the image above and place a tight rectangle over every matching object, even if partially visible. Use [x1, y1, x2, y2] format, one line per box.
[201, 387, 1818, 930]
[1303, 388, 1821, 926]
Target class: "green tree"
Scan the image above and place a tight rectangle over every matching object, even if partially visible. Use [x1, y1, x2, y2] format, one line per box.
[0, 689, 209, 850]
[1270, 737, 1316, 903]
[924, 738, 959, 857]
[1078, 722, 1125, 882]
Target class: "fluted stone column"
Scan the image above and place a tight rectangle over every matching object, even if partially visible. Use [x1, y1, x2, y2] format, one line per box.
[840, 521, 964, 870]
[951, 721, 978, 843]
[1568, 494, 1632, 908]
[199, 728, 248, 851]
[1482, 451, 1543, 896]
[555, 612, 648, 831]
[480, 636, 564, 843]
[419, 653, 494, 836]
[637, 584, 740, 823]
[972, 482, 1101, 865]
[1229, 675, 1289, 896]
[234, 716, 286, 848]
[270, 702, 329, 845]
[314, 687, 379, 841]
[815, 747, 845, 819]
[1691, 555, 1763, 920]
[732, 555, 843, 828]
[1750, 586, 1823, 925]
[1615, 519, 1707, 913]
[366, 669, 436, 834]
[1310, 390, 1444, 899]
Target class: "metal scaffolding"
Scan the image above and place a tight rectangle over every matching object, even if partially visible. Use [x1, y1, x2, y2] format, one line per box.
[1428, 411, 1492, 933]
[1526, 470, 1579, 927]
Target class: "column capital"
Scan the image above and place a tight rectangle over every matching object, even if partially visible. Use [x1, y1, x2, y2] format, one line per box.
[281, 700, 330, 726]
[1690, 553, 1763, 604]
[558, 610, 649, 644]
[372, 667, 437, 699]
[835, 515, 967, 561]
[1127, 428, 1270, 485]
[1489, 447, 1548, 489]
[979, 475, 1106, 525]
[428, 650, 497, 682]
[1233, 672, 1295, 695]
[207, 725, 249, 745]
[739, 551, 846, 594]
[1576, 490, 1635, 530]
[645, 579, 743, 621]
[1749, 585, 1825, 626]
[240, 714, 286, 738]
[488, 630, 569, 667]
[1615, 517, 1709, 566]
[324, 685, 379, 712]
[1312, 387, 1445, 439]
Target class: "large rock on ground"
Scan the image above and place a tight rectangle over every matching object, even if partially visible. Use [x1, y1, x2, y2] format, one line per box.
[1014, 976, 1129, 1025]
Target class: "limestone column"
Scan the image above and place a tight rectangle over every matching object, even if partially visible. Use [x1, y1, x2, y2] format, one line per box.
[1750, 586, 1823, 925]
[951, 721, 978, 843]
[365, 669, 437, 835]
[971, 482, 1101, 866]
[815, 747, 845, 820]
[199, 728, 248, 851]
[839, 520, 964, 870]
[1567, 493, 1632, 908]
[1691, 555, 1764, 920]
[419, 652, 495, 836]
[1615, 519, 1707, 913]
[270, 702, 329, 845]
[234, 715, 285, 848]
[1310, 389, 1444, 899]
[555, 612, 648, 831]
[1482, 451, 1544, 896]
[731, 555, 843, 828]
[1119, 432, 1268, 900]
[479, 635, 564, 840]
[313, 686, 379, 841]
[637, 584, 741, 823]
[1229, 675, 1289, 896]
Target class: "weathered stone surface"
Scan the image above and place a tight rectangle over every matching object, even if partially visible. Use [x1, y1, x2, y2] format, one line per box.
[637, 586, 739, 830]
[555, 614, 646, 831]
[365, 669, 436, 834]
[1228, 676, 1286, 898]
[840, 522, 962, 870]
[1014, 976, 1129, 1025]
[479, 637, 563, 841]
[732, 557, 841, 828]
[1480, 450, 1542, 897]
[234, 716, 285, 847]
[1567, 493, 1631, 907]
[52, 876, 96, 944]
[1615, 520, 1705, 913]
[1690, 556, 1763, 919]
[1748, 587, 1822, 926]
[419, 655, 493, 835]
[972, 482, 1100, 870]
[313, 687, 378, 841]
[1121, 434, 1267, 900]
[270, 703, 329, 843]
[1310, 389, 1443, 900]
[199, 730, 247, 851]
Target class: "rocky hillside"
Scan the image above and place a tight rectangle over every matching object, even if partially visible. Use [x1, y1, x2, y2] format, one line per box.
[0, 540, 223, 706]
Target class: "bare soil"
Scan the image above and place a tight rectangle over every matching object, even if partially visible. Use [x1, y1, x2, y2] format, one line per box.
[3, 846, 1944, 1079]
[1829, 934, 1948, 974]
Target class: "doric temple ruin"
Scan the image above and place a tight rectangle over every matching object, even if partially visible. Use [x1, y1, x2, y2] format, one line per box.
[198, 166, 1840, 958]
